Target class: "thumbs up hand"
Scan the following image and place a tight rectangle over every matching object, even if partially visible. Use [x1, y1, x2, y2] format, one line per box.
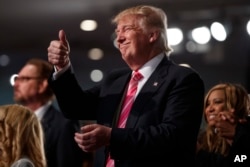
[47, 29, 70, 71]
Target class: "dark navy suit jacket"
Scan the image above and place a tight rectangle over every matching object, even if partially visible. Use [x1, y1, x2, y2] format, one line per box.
[41, 105, 84, 167]
[49, 56, 205, 167]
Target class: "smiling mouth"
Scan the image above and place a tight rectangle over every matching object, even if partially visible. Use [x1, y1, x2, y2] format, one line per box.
[119, 45, 128, 51]
[208, 114, 217, 120]
[119, 43, 128, 47]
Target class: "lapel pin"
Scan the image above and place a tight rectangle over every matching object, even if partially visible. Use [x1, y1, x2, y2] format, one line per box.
[153, 82, 158, 86]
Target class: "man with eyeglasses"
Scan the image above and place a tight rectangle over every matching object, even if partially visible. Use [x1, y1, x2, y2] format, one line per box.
[12, 58, 90, 167]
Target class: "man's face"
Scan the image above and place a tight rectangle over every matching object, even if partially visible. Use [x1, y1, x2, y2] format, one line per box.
[115, 15, 152, 69]
[13, 64, 42, 105]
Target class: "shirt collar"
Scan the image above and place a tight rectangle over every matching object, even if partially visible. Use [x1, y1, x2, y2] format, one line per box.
[34, 100, 52, 121]
[137, 52, 165, 80]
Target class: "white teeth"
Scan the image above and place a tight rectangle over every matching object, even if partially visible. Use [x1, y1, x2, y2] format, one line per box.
[208, 115, 216, 119]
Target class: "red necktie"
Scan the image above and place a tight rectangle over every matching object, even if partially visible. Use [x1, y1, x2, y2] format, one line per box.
[106, 71, 143, 167]
[117, 71, 143, 128]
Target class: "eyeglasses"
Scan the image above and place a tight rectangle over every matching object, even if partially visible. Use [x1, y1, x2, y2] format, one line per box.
[12, 74, 43, 82]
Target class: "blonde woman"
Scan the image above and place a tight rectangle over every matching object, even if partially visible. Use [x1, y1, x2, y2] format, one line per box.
[0, 104, 46, 167]
[196, 83, 250, 167]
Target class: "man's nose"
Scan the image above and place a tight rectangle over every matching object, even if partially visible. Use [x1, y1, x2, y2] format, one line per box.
[116, 32, 125, 44]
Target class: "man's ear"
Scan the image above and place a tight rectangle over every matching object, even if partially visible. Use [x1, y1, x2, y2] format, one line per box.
[38, 80, 48, 93]
[149, 30, 160, 43]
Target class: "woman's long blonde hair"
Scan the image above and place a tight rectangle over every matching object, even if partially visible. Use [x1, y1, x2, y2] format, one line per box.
[0, 104, 46, 167]
[199, 83, 250, 156]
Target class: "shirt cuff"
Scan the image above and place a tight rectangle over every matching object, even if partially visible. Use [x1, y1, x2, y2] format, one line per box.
[52, 61, 71, 80]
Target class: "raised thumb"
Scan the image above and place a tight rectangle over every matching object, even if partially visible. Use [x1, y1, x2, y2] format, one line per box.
[58, 29, 69, 50]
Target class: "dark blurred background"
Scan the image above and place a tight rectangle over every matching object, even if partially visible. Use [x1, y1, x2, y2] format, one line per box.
[1, 0, 250, 105]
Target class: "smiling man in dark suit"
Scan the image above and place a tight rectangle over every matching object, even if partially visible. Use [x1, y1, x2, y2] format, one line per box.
[47, 5, 205, 167]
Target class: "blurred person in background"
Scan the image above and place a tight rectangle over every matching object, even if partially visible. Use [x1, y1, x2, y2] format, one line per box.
[0, 104, 46, 167]
[196, 83, 250, 167]
[12, 58, 88, 167]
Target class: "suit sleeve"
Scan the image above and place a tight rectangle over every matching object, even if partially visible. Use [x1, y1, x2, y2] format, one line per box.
[48, 68, 98, 120]
[55, 119, 85, 167]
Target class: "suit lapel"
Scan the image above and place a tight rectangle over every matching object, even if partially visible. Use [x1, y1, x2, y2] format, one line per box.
[126, 57, 171, 128]
[102, 71, 131, 127]
[41, 106, 54, 137]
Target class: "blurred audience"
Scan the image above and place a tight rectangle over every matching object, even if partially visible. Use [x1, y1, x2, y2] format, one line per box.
[13, 58, 88, 167]
[196, 83, 250, 167]
[0, 104, 46, 167]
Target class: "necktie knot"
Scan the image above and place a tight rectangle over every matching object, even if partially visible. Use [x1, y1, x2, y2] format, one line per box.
[132, 71, 143, 81]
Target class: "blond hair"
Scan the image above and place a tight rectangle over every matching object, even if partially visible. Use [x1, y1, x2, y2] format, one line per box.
[200, 83, 250, 156]
[112, 5, 173, 55]
[0, 104, 46, 167]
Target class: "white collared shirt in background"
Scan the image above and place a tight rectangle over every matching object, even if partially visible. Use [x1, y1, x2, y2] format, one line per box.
[34, 100, 52, 121]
